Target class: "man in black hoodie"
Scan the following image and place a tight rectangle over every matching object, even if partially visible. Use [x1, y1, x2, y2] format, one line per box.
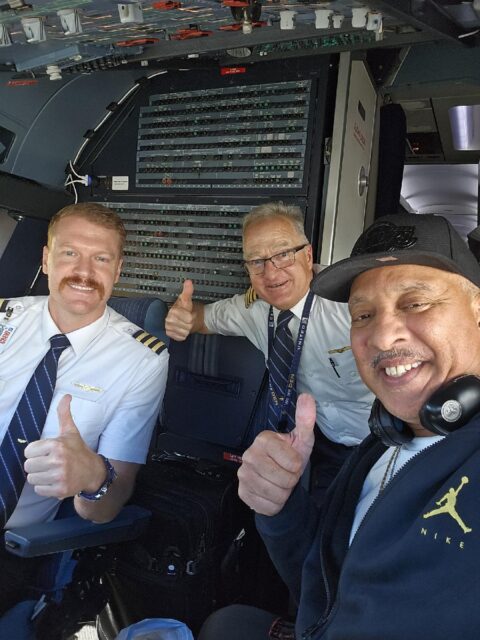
[199, 213, 480, 640]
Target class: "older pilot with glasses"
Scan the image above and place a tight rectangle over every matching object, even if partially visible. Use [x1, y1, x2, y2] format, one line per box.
[165, 201, 373, 502]
[243, 244, 309, 275]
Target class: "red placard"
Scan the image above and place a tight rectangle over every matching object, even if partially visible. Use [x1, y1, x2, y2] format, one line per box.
[220, 66, 247, 76]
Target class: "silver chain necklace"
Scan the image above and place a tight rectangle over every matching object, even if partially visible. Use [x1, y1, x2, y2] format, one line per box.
[379, 445, 402, 493]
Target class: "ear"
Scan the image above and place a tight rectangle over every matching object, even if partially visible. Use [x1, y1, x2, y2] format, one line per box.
[472, 288, 480, 327]
[42, 246, 49, 275]
[305, 243, 313, 268]
[114, 258, 123, 284]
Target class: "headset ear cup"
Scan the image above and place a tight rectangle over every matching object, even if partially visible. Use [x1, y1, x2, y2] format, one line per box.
[420, 374, 480, 435]
[369, 375, 480, 446]
[368, 398, 414, 447]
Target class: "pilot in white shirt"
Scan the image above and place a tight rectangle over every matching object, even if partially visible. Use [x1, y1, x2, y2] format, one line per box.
[204, 289, 372, 447]
[0, 296, 168, 528]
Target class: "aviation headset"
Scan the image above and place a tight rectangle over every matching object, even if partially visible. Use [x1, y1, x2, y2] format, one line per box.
[369, 374, 480, 447]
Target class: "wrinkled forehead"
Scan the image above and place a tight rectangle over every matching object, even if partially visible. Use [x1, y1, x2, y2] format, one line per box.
[243, 217, 303, 254]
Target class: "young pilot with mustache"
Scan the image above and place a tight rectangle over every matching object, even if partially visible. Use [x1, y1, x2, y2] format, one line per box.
[0, 203, 168, 614]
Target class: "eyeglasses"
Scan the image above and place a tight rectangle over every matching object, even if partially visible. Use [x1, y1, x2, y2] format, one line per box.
[243, 244, 308, 276]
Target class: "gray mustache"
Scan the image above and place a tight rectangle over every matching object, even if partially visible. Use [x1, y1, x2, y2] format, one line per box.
[371, 349, 424, 369]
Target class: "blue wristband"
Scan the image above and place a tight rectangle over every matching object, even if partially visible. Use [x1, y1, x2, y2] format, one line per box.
[78, 455, 117, 501]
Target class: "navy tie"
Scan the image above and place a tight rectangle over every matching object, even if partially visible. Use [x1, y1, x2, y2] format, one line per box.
[0, 333, 71, 527]
[267, 310, 296, 432]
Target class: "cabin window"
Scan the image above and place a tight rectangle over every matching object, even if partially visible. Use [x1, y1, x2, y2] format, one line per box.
[0, 126, 15, 164]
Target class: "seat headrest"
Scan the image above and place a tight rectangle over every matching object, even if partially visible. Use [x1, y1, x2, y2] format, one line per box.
[108, 296, 169, 345]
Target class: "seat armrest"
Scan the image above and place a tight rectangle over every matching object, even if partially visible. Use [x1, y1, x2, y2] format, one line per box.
[4, 504, 151, 558]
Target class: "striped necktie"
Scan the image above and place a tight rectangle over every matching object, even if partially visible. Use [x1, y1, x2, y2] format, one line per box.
[0, 333, 71, 527]
[267, 310, 296, 432]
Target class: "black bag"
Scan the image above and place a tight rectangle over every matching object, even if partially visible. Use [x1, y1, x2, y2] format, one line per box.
[111, 453, 254, 634]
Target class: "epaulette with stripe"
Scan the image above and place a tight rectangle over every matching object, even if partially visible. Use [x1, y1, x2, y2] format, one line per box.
[0, 299, 10, 313]
[244, 286, 258, 309]
[132, 330, 167, 354]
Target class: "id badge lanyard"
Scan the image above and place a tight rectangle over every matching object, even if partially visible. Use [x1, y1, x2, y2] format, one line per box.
[267, 290, 314, 431]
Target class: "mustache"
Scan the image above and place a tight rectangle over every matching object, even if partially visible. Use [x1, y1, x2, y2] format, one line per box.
[371, 349, 425, 369]
[59, 276, 105, 298]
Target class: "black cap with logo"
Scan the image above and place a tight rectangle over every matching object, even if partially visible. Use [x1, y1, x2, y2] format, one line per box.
[311, 213, 480, 303]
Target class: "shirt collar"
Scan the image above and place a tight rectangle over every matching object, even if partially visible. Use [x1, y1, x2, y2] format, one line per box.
[41, 301, 109, 355]
[273, 289, 316, 321]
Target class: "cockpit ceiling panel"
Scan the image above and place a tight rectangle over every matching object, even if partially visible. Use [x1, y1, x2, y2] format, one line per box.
[0, 0, 474, 75]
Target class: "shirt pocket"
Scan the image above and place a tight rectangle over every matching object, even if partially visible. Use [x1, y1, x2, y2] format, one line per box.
[59, 385, 106, 450]
[324, 347, 361, 384]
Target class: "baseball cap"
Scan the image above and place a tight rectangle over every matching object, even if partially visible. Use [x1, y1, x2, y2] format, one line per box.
[311, 213, 480, 302]
[467, 225, 480, 262]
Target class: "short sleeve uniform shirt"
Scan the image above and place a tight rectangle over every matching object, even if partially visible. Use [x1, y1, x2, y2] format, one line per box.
[0, 296, 168, 527]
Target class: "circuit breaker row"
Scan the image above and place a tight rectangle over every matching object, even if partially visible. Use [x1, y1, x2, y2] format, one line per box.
[135, 79, 312, 190]
[110, 202, 252, 303]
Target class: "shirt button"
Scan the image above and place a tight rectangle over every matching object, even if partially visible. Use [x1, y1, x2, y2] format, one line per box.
[350, 371, 357, 378]
[323, 402, 330, 407]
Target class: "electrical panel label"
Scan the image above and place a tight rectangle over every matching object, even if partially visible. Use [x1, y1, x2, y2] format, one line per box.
[112, 176, 129, 190]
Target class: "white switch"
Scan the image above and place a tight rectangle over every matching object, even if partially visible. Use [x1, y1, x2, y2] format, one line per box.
[332, 13, 345, 29]
[315, 9, 332, 29]
[351, 7, 368, 28]
[280, 10, 296, 30]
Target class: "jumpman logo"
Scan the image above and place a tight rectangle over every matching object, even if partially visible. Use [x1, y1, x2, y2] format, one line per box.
[423, 476, 472, 534]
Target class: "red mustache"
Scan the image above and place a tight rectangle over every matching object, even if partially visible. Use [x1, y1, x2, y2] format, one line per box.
[59, 276, 105, 299]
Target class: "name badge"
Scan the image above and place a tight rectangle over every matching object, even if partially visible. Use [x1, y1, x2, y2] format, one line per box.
[0, 324, 16, 345]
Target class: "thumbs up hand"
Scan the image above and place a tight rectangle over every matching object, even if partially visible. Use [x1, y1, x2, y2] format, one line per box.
[177, 279, 194, 312]
[165, 279, 200, 341]
[286, 393, 317, 472]
[57, 393, 81, 438]
[24, 395, 106, 499]
[238, 393, 317, 516]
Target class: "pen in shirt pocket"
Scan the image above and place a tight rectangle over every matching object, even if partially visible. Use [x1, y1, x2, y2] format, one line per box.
[329, 357, 341, 378]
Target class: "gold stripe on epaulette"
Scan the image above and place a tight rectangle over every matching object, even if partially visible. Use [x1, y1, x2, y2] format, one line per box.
[0, 299, 9, 313]
[244, 286, 258, 309]
[143, 335, 158, 348]
[151, 340, 166, 353]
[132, 329, 166, 355]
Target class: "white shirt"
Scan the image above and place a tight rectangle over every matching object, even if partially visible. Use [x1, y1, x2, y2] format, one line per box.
[349, 435, 445, 544]
[0, 296, 169, 528]
[204, 290, 373, 446]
